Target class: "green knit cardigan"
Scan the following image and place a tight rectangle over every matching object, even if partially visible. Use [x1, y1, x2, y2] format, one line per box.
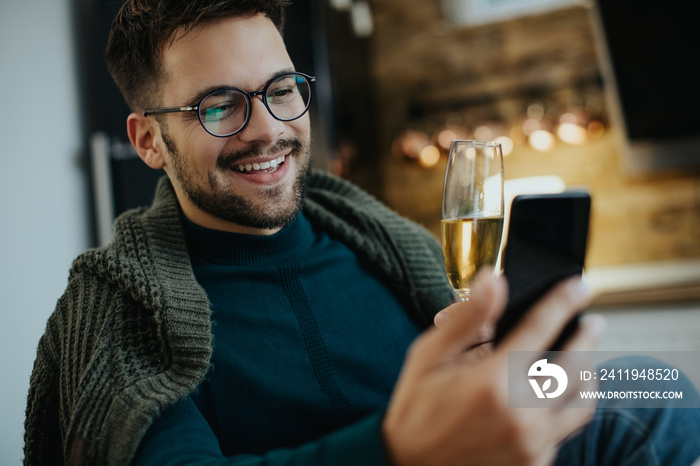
[24, 170, 454, 465]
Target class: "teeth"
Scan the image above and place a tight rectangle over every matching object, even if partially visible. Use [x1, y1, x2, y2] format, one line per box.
[236, 155, 285, 173]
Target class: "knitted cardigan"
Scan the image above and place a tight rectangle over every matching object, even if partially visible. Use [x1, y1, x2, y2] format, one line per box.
[23, 170, 454, 465]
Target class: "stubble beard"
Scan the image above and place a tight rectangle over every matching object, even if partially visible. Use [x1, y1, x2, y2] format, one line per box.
[161, 126, 312, 231]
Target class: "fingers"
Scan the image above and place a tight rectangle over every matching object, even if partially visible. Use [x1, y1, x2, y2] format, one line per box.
[456, 341, 494, 364]
[431, 270, 507, 355]
[409, 270, 508, 372]
[433, 268, 507, 324]
[435, 307, 495, 351]
[499, 277, 592, 353]
[433, 302, 465, 329]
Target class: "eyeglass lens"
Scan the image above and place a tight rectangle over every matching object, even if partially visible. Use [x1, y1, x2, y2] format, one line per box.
[199, 73, 312, 136]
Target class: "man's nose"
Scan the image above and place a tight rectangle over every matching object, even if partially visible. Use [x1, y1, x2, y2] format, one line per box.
[236, 96, 285, 144]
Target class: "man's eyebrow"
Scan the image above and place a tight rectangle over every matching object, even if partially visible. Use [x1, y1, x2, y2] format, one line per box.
[186, 85, 226, 106]
[184, 69, 298, 106]
[273, 67, 296, 77]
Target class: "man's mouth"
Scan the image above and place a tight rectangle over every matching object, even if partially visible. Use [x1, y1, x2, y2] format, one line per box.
[233, 154, 286, 174]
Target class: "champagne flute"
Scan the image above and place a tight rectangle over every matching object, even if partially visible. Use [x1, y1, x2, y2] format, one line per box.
[441, 140, 505, 301]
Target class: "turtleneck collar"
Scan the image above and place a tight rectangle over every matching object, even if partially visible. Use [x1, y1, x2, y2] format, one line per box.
[183, 213, 314, 266]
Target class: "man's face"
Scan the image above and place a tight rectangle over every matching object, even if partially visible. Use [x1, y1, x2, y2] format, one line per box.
[156, 14, 312, 234]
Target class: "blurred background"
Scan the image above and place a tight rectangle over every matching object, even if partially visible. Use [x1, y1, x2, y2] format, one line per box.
[2, 0, 699, 462]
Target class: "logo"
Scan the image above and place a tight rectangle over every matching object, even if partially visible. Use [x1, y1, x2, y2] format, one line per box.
[528, 359, 568, 399]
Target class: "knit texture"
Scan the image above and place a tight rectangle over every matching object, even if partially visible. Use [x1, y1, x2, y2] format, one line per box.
[278, 260, 354, 425]
[23, 170, 454, 465]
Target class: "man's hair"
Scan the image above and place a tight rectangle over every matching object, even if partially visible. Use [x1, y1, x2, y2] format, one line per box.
[105, 0, 290, 112]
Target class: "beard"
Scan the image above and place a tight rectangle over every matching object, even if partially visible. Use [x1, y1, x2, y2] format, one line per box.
[161, 126, 312, 231]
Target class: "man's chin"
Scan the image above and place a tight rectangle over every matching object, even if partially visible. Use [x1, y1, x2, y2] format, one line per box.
[243, 209, 301, 231]
[188, 158, 310, 231]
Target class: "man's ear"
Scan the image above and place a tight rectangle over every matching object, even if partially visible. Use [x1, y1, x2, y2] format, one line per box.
[127, 113, 167, 169]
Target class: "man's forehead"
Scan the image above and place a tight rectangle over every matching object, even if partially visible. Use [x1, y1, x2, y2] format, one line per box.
[167, 13, 271, 47]
[160, 14, 292, 98]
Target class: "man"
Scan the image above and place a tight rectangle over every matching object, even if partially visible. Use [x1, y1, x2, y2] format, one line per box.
[24, 1, 700, 465]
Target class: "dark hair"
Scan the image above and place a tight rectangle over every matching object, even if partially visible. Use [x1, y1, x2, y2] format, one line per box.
[105, 0, 290, 111]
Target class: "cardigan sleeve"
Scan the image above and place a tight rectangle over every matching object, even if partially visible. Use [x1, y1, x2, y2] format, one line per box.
[24, 250, 208, 466]
[24, 324, 63, 465]
[133, 396, 390, 466]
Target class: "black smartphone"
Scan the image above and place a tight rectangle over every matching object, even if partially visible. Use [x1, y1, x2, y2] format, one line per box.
[494, 191, 591, 350]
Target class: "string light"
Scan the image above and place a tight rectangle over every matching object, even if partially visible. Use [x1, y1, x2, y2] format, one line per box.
[389, 96, 605, 166]
[391, 129, 430, 160]
[418, 145, 441, 168]
[529, 130, 555, 151]
[433, 126, 468, 151]
[557, 123, 587, 144]
[522, 118, 541, 136]
[494, 136, 514, 156]
[474, 125, 494, 141]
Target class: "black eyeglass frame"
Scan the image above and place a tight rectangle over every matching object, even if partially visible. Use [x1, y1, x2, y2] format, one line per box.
[142, 72, 316, 138]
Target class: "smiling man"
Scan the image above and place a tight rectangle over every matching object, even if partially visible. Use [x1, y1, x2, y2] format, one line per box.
[23, 1, 700, 465]
[130, 14, 312, 234]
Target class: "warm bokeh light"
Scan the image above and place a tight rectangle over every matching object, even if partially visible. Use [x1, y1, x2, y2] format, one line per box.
[557, 122, 587, 144]
[522, 118, 541, 136]
[559, 112, 579, 125]
[588, 120, 605, 139]
[494, 136, 514, 156]
[392, 102, 605, 167]
[474, 125, 494, 141]
[418, 144, 441, 168]
[435, 129, 458, 151]
[527, 102, 545, 121]
[327, 158, 345, 176]
[391, 129, 430, 159]
[529, 130, 555, 151]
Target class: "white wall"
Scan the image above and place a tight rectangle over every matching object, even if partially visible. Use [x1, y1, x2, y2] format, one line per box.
[0, 0, 90, 463]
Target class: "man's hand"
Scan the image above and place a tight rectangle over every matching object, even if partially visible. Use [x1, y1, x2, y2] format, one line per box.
[382, 270, 605, 466]
[432, 298, 495, 364]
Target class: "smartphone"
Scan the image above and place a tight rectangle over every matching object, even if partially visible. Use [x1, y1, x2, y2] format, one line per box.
[493, 191, 591, 350]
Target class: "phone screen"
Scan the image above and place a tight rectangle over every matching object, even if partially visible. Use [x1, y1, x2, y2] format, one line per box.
[494, 192, 591, 350]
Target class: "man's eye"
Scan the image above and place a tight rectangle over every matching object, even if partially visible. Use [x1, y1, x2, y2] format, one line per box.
[272, 87, 293, 96]
[201, 102, 236, 121]
[267, 87, 296, 103]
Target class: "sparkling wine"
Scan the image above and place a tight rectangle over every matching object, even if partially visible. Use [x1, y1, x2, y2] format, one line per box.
[441, 216, 504, 299]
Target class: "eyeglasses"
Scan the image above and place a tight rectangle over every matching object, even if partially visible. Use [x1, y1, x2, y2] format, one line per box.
[143, 72, 315, 138]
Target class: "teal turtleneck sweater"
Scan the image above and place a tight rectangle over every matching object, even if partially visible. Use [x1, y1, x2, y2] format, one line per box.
[25, 172, 454, 465]
[133, 212, 422, 464]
